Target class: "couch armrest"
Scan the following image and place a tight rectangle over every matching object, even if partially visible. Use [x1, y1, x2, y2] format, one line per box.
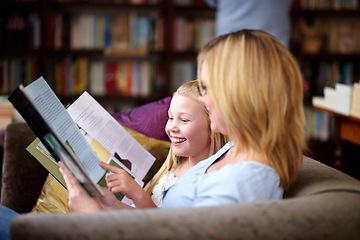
[10, 191, 360, 240]
[1, 123, 48, 213]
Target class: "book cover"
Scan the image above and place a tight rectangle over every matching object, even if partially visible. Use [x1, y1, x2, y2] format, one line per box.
[9, 77, 155, 204]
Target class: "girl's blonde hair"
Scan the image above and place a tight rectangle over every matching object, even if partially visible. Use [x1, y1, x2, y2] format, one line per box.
[146, 80, 227, 195]
[197, 30, 306, 189]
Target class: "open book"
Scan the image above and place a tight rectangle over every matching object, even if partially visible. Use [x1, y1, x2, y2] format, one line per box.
[8, 77, 155, 204]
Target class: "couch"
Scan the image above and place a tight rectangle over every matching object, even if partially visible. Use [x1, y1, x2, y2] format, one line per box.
[2, 120, 360, 239]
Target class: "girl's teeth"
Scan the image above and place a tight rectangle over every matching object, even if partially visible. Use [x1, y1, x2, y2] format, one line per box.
[172, 137, 185, 143]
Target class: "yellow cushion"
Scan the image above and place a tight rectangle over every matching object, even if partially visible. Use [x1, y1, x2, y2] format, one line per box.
[31, 174, 70, 214]
[31, 126, 170, 214]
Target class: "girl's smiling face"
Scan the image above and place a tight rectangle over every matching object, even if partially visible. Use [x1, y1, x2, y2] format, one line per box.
[166, 93, 211, 161]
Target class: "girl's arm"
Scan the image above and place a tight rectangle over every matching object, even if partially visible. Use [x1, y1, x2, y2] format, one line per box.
[99, 162, 157, 208]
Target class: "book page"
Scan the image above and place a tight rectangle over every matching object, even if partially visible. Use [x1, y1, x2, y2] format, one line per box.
[67, 91, 155, 180]
[25, 77, 105, 183]
[27, 138, 66, 187]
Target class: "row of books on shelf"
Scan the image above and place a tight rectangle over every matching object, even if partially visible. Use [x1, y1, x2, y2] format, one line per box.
[0, 58, 38, 95]
[94, 59, 164, 97]
[312, 82, 360, 118]
[299, 60, 358, 99]
[305, 106, 334, 141]
[293, 18, 360, 54]
[49, 58, 166, 97]
[173, 17, 215, 51]
[293, 0, 359, 10]
[317, 61, 357, 93]
[3, 12, 164, 52]
[69, 13, 164, 51]
[171, 61, 197, 92]
[0, 58, 166, 97]
[3, 13, 41, 48]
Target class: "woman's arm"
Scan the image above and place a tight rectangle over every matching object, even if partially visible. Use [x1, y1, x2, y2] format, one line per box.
[59, 161, 132, 212]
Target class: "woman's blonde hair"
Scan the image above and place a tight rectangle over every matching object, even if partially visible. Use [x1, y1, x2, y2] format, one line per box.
[146, 80, 227, 195]
[197, 30, 306, 189]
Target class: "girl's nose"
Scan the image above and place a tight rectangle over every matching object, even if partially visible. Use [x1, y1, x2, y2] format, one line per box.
[169, 121, 179, 132]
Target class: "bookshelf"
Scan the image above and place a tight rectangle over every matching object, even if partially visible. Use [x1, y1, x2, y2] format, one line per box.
[0, 0, 215, 110]
[291, 0, 360, 177]
[1, 1, 359, 113]
[291, 1, 360, 143]
[170, 2, 214, 92]
[0, 0, 166, 110]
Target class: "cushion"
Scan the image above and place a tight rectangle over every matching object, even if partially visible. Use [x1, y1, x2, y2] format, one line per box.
[31, 125, 170, 214]
[30, 174, 70, 214]
[113, 97, 171, 141]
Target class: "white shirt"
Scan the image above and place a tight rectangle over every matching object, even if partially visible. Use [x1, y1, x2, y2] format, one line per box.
[151, 171, 177, 207]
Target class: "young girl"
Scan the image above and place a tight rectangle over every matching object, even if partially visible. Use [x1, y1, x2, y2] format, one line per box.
[61, 80, 227, 210]
[145, 80, 227, 207]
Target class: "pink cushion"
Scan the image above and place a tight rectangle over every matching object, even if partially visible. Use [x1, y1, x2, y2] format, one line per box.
[113, 97, 171, 141]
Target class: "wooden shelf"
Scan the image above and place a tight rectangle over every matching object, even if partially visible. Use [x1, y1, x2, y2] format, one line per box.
[313, 105, 360, 123]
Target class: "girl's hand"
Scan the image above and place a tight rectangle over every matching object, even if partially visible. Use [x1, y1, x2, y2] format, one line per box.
[98, 161, 156, 208]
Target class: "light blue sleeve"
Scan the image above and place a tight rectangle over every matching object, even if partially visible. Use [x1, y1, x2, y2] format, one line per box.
[193, 162, 283, 208]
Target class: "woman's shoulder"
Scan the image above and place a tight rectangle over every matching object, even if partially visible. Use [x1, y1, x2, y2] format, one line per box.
[202, 161, 280, 188]
[197, 161, 282, 201]
[224, 161, 278, 180]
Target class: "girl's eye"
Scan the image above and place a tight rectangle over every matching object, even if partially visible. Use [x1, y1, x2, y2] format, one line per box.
[181, 119, 189, 122]
[168, 117, 173, 121]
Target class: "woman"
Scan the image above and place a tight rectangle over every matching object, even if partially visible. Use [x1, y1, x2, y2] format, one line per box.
[161, 29, 306, 208]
